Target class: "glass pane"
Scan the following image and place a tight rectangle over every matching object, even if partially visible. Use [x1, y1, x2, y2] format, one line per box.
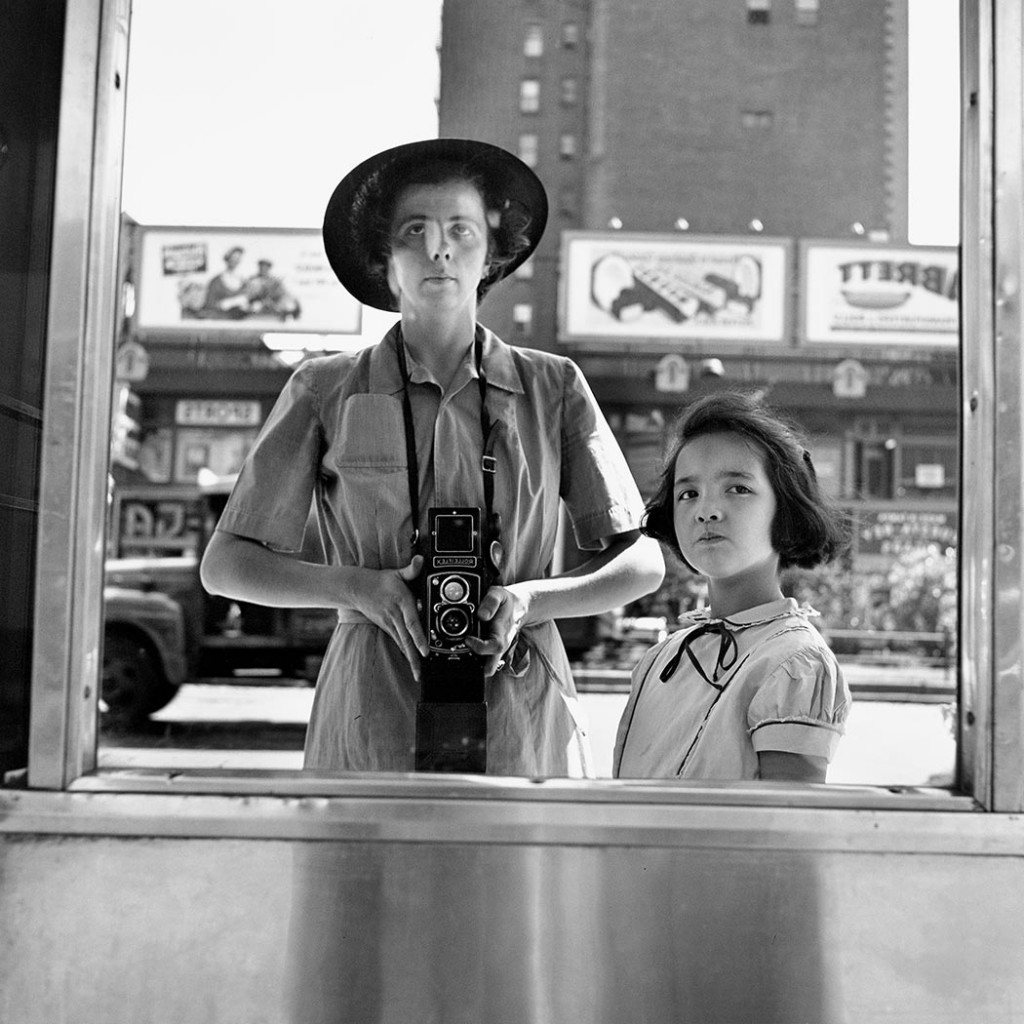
[103, 0, 960, 790]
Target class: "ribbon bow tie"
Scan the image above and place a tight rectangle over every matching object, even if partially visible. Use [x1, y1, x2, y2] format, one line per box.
[659, 620, 739, 688]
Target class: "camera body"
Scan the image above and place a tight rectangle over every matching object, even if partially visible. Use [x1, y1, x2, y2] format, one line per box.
[415, 507, 492, 773]
[422, 507, 489, 674]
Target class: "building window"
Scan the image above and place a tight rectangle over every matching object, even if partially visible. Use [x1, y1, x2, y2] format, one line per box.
[559, 133, 577, 159]
[560, 76, 578, 106]
[747, 0, 770, 25]
[561, 21, 580, 48]
[524, 23, 544, 58]
[519, 78, 540, 114]
[795, 0, 819, 25]
[513, 303, 534, 337]
[518, 132, 539, 167]
[898, 440, 958, 499]
[740, 109, 774, 128]
[514, 259, 535, 281]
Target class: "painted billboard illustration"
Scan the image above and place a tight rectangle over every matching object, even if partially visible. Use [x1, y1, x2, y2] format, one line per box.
[134, 227, 362, 335]
[559, 232, 790, 343]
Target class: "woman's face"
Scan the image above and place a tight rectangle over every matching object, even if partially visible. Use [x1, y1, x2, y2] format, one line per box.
[386, 179, 490, 315]
[672, 431, 780, 586]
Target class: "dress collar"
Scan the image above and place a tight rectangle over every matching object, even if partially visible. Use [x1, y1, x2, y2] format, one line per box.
[367, 322, 525, 396]
[680, 597, 815, 631]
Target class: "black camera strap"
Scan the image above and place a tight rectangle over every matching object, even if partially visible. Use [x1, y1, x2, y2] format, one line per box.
[395, 327, 501, 576]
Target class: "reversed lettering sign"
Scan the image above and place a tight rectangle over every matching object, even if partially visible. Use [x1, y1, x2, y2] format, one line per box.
[856, 509, 957, 557]
[175, 400, 262, 427]
[802, 241, 958, 346]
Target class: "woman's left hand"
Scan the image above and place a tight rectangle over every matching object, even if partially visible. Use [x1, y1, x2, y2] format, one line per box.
[466, 583, 530, 676]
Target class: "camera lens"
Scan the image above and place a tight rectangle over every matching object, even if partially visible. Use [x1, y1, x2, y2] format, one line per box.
[440, 575, 470, 603]
[437, 605, 471, 638]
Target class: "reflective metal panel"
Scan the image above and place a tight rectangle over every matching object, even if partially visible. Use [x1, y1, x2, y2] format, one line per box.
[1, 818, 1023, 1024]
[958, 0, 996, 807]
[989, 0, 1024, 810]
[29, 0, 130, 787]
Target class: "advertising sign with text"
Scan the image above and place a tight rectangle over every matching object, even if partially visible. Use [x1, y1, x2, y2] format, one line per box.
[559, 232, 790, 344]
[135, 227, 362, 336]
[801, 241, 958, 346]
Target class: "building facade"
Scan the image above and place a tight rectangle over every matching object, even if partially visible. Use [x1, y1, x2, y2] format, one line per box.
[439, 0, 957, 628]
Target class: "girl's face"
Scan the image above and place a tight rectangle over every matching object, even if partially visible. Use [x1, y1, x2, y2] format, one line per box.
[386, 179, 490, 316]
[672, 431, 780, 590]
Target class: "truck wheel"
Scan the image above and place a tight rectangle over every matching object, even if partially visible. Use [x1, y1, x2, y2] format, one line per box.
[102, 633, 178, 726]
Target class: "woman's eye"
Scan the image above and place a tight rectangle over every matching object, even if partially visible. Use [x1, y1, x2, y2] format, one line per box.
[676, 489, 696, 502]
[730, 484, 753, 495]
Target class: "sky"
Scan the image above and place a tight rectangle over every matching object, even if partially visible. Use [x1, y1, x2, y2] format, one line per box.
[120, 0, 960, 347]
[121, 0, 444, 349]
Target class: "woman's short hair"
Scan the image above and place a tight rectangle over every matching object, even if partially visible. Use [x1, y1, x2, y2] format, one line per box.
[357, 159, 533, 305]
[642, 390, 851, 571]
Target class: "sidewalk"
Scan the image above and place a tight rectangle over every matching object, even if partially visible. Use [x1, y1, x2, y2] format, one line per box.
[103, 678, 956, 786]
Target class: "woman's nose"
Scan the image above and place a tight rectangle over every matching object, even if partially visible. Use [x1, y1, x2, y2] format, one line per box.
[695, 505, 721, 523]
[427, 225, 451, 262]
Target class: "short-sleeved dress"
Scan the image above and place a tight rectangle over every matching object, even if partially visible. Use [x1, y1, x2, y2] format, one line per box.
[613, 598, 850, 779]
[217, 323, 645, 776]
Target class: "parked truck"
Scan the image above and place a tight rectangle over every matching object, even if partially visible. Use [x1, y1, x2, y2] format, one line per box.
[102, 484, 336, 725]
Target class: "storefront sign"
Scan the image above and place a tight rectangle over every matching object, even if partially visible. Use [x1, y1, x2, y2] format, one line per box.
[654, 354, 691, 392]
[115, 340, 150, 382]
[832, 358, 869, 398]
[801, 241, 958, 346]
[175, 400, 262, 428]
[135, 227, 362, 336]
[559, 232, 790, 343]
[855, 508, 957, 557]
[115, 495, 202, 556]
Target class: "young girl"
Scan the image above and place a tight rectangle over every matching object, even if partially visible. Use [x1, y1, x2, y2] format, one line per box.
[613, 391, 852, 782]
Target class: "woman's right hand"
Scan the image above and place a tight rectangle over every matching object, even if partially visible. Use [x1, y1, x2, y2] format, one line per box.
[346, 555, 428, 680]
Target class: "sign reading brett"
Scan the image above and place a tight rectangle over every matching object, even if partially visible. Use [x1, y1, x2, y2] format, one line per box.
[801, 241, 958, 346]
[559, 232, 790, 344]
[134, 227, 362, 336]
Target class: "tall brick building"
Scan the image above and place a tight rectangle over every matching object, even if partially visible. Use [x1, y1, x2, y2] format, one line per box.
[439, 0, 957, 618]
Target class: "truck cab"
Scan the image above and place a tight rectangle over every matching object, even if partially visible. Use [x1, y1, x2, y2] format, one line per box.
[102, 483, 335, 725]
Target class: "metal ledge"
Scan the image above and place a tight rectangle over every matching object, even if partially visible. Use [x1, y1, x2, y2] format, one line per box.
[2, 773, 1001, 855]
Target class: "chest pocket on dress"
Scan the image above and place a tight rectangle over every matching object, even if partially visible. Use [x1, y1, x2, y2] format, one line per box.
[334, 394, 406, 468]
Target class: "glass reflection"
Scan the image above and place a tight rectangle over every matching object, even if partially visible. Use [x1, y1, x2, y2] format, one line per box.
[102, 0, 959, 787]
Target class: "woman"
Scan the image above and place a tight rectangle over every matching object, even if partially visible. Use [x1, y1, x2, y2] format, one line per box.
[200, 138, 664, 775]
[202, 245, 250, 317]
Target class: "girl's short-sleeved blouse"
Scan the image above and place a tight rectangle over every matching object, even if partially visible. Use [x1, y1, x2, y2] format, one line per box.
[216, 324, 646, 776]
[613, 598, 850, 780]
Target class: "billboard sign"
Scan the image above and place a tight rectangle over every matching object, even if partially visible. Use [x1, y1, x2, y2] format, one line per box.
[135, 227, 362, 335]
[801, 241, 958, 346]
[559, 232, 790, 344]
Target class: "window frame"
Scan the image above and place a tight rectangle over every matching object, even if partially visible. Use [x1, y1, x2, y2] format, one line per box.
[24, 0, 1024, 818]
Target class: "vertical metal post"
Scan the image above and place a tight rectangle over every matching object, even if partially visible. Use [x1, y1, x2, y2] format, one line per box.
[28, 0, 130, 788]
[988, 0, 1024, 810]
[959, 0, 996, 805]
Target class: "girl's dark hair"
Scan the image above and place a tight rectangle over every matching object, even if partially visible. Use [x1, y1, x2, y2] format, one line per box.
[642, 390, 851, 571]
[356, 158, 533, 304]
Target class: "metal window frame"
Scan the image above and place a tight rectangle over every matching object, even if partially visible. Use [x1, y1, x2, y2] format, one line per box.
[28, 0, 130, 789]
[25, 0, 1024, 815]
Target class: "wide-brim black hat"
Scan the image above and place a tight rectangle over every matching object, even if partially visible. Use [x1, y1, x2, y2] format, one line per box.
[322, 138, 548, 312]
